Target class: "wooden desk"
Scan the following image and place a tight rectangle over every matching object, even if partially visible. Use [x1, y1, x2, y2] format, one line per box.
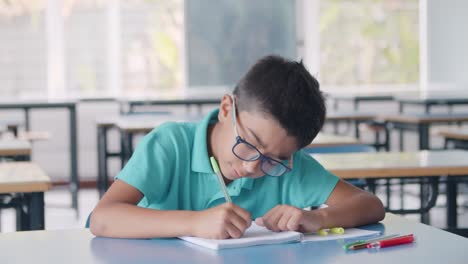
[0, 214, 467, 264]
[328, 92, 394, 111]
[0, 139, 31, 159]
[396, 93, 468, 113]
[313, 150, 468, 179]
[383, 113, 468, 150]
[96, 114, 204, 197]
[0, 99, 79, 212]
[0, 162, 51, 230]
[312, 150, 468, 234]
[325, 112, 376, 137]
[438, 130, 468, 149]
[307, 133, 362, 148]
[116, 114, 203, 162]
[119, 94, 221, 114]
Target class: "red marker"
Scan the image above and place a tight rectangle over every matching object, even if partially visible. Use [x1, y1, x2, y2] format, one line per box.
[367, 234, 414, 249]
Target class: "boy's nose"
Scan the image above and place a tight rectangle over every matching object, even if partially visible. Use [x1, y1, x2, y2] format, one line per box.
[242, 159, 261, 175]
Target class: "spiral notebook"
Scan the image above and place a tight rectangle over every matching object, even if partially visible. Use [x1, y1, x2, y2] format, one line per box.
[179, 223, 381, 250]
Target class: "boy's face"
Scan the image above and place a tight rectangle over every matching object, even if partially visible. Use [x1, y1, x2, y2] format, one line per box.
[213, 95, 299, 181]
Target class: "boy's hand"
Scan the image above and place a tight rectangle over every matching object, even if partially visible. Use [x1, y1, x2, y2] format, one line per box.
[191, 203, 252, 239]
[255, 205, 324, 233]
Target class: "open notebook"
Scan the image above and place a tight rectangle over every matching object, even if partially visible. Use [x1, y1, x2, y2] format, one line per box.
[179, 223, 381, 250]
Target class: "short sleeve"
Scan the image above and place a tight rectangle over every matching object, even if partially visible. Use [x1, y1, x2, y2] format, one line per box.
[281, 150, 339, 207]
[115, 123, 181, 204]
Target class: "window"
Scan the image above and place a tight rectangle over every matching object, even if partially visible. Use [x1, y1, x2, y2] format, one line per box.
[186, 0, 296, 87]
[319, 0, 419, 87]
[1, 1, 296, 96]
[120, 0, 183, 93]
[65, 0, 184, 95]
[65, 1, 107, 94]
[0, 3, 46, 97]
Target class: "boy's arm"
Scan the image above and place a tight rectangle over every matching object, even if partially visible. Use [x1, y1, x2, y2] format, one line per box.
[255, 180, 384, 232]
[90, 180, 251, 239]
[315, 179, 385, 228]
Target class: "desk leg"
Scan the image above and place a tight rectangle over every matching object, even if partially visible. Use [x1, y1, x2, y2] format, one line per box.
[16, 194, 29, 231]
[28, 192, 45, 230]
[197, 104, 203, 115]
[24, 107, 30, 131]
[120, 129, 126, 168]
[420, 178, 430, 224]
[128, 133, 134, 154]
[418, 124, 430, 150]
[120, 130, 132, 167]
[367, 179, 376, 194]
[69, 106, 79, 213]
[97, 126, 108, 197]
[15, 192, 44, 231]
[333, 120, 339, 135]
[354, 121, 360, 139]
[384, 123, 390, 151]
[425, 104, 430, 114]
[446, 176, 458, 229]
[353, 100, 358, 111]
[399, 128, 404, 151]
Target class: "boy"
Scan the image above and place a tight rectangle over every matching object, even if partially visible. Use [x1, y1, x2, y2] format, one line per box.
[90, 55, 385, 239]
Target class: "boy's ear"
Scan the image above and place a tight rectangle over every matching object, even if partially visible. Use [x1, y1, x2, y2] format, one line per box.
[218, 94, 234, 122]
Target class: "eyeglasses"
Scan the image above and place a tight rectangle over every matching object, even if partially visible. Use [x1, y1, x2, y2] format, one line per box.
[230, 95, 292, 177]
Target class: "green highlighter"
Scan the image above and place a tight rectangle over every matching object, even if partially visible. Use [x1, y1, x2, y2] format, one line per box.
[210, 156, 232, 203]
[343, 234, 400, 250]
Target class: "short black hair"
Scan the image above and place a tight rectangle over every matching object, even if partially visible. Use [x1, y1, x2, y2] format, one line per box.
[233, 55, 326, 149]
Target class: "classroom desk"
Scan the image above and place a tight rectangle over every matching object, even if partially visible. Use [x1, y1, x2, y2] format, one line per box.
[0, 213, 466, 264]
[439, 130, 468, 150]
[0, 162, 51, 230]
[382, 113, 468, 150]
[325, 112, 376, 137]
[0, 99, 79, 212]
[396, 94, 468, 113]
[116, 114, 204, 162]
[0, 139, 31, 160]
[328, 93, 394, 111]
[96, 114, 370, 197]
[312, 150, 468, 235]
[96, 114, 204, 197]
[306, 133, 362, 148]
[96, 122, 364, 197]
[0, 120, 21, 134]
[119, 96, 221, 114]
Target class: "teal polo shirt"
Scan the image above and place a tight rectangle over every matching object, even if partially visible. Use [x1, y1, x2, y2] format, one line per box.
[116, 109, 339, 219]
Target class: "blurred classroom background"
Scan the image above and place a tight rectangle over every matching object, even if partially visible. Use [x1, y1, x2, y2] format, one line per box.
[1, 0, 467, 237]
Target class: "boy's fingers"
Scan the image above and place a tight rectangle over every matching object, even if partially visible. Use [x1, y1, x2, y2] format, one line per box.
[277, 213, 292, 231]
[232, 205, 252, 223]
[225, 223, 243, 239]
[286, 213, 301, 231]
[255, 217, 265, 226]
[262, 205, 278, 220]
[263, 209, 283, 231]
[229, 212, 250, 234]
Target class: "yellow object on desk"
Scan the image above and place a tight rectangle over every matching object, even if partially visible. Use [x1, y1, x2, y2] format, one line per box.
[317, 227, 345, 236]
[330, 227, 345, 234]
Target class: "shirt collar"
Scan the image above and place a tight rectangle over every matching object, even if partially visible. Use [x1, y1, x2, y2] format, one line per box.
[191, 108, 255, 191]
[191, 109, 219, 173]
